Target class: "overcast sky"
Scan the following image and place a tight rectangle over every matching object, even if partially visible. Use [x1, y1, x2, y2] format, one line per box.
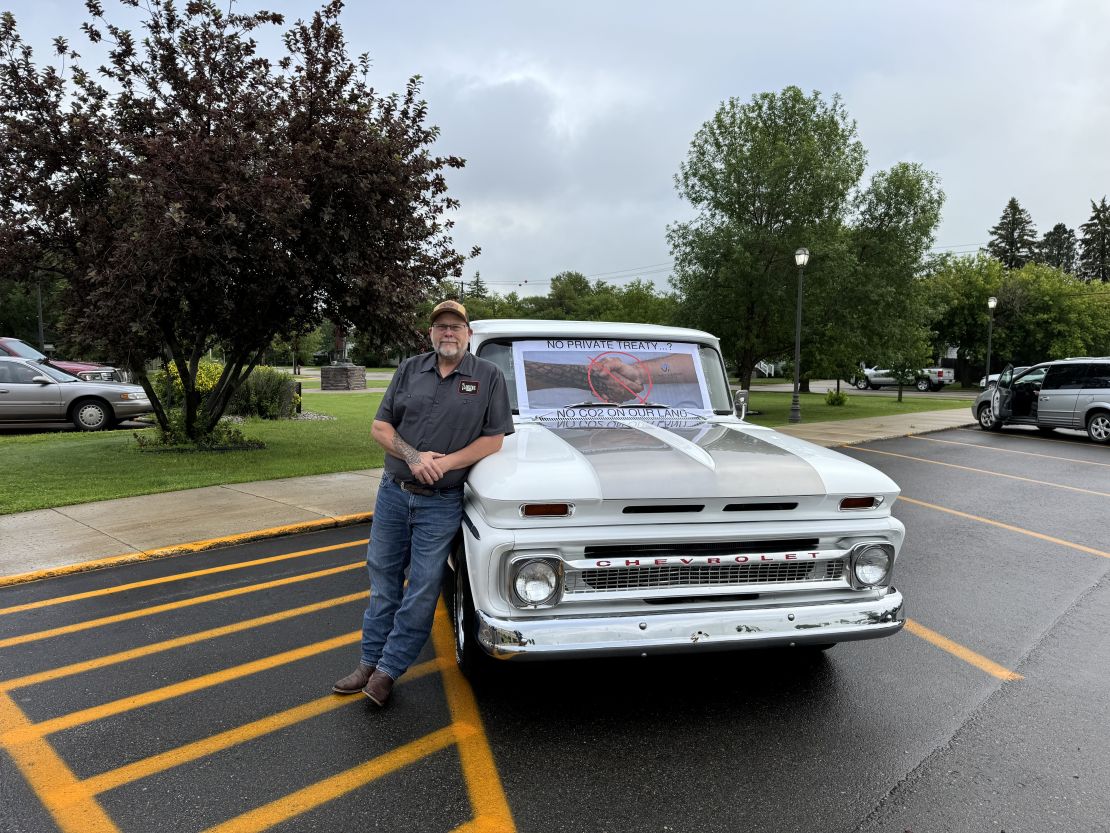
[7, 1, 1110, 294]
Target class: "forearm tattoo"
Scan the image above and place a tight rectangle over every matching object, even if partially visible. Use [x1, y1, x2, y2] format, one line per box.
[392, 434, 422, 467]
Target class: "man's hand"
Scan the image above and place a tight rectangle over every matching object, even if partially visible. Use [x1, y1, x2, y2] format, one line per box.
[409, 451, 446, 485]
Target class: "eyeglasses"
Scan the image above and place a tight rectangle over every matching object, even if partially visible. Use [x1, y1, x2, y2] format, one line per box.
[432, 323, 467, 333]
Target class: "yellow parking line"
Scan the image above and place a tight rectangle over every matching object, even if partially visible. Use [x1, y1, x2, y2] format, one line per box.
[899, 496, 1109, 558]
[0, 592, 366, 693]
[0, 562, 362, 649]
[908, 435, 1110, 468]
[0, 539, 368, 617]
[200, 725, 465, 833]
[0, 513, 373, 588]
[82, 658, 443, 795]
[2, 632, 360, 744]
[0, 691, 119, 833]
[904, 620, 1022, 681]
[432, 602, 517, 833]
[854, 447, 1110, 498]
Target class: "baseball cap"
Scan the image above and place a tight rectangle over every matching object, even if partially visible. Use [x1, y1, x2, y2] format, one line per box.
[430, 299, 469, 326]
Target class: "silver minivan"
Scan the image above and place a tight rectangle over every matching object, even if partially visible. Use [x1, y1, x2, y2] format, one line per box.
[973, 358, 1110, 444]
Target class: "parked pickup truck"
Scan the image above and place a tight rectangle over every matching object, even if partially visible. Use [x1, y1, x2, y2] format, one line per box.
[853, 366, 955, 392]
[445, 319, 906, 675]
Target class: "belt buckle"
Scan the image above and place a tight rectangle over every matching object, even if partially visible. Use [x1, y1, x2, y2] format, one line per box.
[398, 478, 434, 497]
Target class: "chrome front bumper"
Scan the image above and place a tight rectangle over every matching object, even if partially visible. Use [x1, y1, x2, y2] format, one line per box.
[476, 587, 904, 659]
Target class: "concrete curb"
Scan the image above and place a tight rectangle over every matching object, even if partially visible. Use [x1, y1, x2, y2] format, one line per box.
[0, 512, 373, 588]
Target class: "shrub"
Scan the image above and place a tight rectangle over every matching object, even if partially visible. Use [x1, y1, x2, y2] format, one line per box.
[134, 410, 264, 451]
[824, 388, 848, 406]
[152, 358, 225, 407]
[227, 366, 297, 419]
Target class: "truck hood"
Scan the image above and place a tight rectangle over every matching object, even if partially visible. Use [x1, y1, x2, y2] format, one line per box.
[468, 419, 891, 502]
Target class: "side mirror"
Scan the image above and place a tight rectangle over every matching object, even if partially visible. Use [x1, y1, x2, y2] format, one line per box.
[31, 375, 52, 385]
[733, 388, 748, 420]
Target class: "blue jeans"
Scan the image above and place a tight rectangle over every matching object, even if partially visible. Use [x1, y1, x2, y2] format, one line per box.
[360, 476, 463, 680]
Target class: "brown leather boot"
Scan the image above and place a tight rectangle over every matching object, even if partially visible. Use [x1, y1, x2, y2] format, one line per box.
[332, 664, 374, 694]
[363, 669, 394, 706]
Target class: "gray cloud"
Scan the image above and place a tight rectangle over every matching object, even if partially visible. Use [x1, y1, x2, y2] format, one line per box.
[8, 0, 1110, 292]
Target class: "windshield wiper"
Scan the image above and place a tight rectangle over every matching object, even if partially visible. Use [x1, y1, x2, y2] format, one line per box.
[563, 401, 603, 408]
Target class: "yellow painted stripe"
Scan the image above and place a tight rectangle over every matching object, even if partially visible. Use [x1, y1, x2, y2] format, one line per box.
[0, 692, 120, 833]
[0, 539, 369, 617]
[899, 496, 1109, 558]
[0, 592, 366, 693]
[904, 619, 1022, 681]
[0, 562, 362, 650]
[854, 446, 1110, 498]
[82, 659, 443, 795]
[908, 434, 1110, 468]
[0, 513, 373, 589]
[200, 725, 465, 833]
[432, 601, 517, 833]
[2, 631, 360, 744]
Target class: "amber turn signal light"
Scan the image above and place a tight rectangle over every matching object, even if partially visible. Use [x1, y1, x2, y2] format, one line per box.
[839, 496, 880, 510]
[520, 503, 573, 518]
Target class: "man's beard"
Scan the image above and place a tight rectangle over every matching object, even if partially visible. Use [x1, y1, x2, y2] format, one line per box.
[435, 342, 461, 359]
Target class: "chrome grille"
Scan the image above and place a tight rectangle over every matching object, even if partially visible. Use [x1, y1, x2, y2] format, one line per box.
[566, 559, 845, 594]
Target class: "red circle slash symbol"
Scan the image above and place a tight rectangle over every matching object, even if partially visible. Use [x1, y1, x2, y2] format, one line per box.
[586, 352, 654, 404]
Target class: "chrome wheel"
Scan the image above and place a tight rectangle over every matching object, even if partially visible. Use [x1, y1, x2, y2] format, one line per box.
[1087, 413, 1110, 444]
[855, 377, 870, 390]
[915, 378, 930, 392]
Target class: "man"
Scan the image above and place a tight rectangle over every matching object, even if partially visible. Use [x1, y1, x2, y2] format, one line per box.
[333, 300, 513, 706]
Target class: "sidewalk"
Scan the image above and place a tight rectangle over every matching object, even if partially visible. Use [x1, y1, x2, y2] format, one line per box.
[0, 408, 975, 584]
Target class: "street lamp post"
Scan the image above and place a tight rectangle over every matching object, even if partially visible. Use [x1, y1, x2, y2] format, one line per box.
[985, 296, 997, 385]
[789, 247, 810, 424]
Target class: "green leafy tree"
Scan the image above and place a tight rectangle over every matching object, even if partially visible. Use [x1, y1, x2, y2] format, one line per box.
[986, 197, 1038, 268]
[1037, 223, 1078, 274]
[923, 255, 1110, 375]
[808, 163, 944, 388]
[1078, 196, 1110, 283]
[668, 87, 866, 388]
[0, 2, 471, 442]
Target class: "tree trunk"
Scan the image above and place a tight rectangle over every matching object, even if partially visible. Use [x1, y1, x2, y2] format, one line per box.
[897, 382, 904, 403]
[800, 378, 811, 394]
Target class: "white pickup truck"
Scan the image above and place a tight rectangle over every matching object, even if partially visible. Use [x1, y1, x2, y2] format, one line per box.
[445, 319, 907, 675]
[854, 366, 956, 392]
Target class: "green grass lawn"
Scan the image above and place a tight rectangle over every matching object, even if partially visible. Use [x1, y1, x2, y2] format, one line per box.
[743, 390, 970, 427]
[0, 392, 385, 515]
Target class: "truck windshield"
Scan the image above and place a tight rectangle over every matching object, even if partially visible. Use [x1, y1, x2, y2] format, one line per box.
[3, 339, 47, 360]
[477, 339, 733, 415]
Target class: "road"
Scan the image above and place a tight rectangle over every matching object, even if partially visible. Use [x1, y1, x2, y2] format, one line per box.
[1, 425, 1107, 833]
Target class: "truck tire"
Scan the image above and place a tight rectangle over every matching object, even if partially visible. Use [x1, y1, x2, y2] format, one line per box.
[449, 546, 494, 679]
[915, 378, 931, 392]
[855, 377, 871, 390]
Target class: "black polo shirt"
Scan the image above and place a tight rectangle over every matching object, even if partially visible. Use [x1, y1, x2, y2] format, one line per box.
[376, 350, 514, 490]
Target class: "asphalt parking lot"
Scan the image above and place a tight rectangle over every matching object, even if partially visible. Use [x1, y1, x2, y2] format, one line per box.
[2, 425, 1107, 833]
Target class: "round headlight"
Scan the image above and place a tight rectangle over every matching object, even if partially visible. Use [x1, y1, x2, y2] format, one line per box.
[853, 545, 892, 586]
[513, 560, 558, 605]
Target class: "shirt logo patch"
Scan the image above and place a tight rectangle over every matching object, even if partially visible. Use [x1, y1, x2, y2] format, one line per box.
[459, 379, 480, 395]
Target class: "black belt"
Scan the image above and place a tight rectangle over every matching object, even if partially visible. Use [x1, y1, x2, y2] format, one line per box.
[392, 476, 456, 497]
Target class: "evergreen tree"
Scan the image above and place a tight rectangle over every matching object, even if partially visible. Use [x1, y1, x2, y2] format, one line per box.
[468, 271, 489, 299]
[987, 197, 1038, 268]
[1037, 223, 1078, 274]
[1078, 197, 1110, 283]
